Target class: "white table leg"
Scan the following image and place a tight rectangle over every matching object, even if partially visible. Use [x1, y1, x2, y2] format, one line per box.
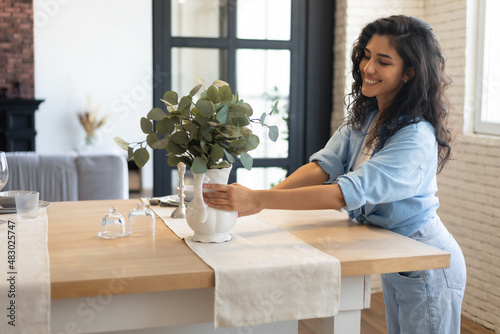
[324, 310, 361, 334]
[323, 275, 371, 334]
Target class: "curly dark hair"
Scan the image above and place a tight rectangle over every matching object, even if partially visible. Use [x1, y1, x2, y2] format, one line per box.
[345, 15, 453, 173]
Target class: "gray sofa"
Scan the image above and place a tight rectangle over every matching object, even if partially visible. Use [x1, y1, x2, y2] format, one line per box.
[4, 148, 129, 202]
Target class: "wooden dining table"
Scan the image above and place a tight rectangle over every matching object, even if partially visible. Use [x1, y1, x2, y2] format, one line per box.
[48, 199, 449, 334]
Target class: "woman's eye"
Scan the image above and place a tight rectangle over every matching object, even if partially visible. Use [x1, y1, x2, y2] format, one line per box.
[379, 61, 390, 66]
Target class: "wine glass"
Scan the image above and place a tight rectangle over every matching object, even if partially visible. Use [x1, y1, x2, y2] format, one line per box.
[0, 152, 9, 191]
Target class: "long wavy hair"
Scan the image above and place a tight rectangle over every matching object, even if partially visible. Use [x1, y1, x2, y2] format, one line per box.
[345, 15, 452, 173]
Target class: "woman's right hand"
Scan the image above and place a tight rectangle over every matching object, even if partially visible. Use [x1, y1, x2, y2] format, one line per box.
[203, 183, 260, 214]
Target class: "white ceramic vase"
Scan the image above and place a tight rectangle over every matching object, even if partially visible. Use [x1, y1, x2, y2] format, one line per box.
[185, 166, 237, 243]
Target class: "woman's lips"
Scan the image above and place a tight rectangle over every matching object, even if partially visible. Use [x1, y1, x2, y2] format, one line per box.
[364, 77, 381, 85]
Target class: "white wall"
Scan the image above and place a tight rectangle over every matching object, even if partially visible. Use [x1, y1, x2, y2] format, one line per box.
[33, 0, 153, 190]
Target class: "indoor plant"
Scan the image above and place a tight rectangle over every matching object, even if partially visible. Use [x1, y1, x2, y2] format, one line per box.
[114, 78, 278, 242]
[114, 78, 278, 173]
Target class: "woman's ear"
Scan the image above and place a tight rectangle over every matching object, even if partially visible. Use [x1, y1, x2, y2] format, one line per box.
[403, 66, 415, 83]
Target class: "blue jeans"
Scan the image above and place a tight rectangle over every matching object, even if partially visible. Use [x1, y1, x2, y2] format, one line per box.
[381, 218, 466, 334]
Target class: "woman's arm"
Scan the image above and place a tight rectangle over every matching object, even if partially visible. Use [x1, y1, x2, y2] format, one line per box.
[272, 161, 329, 189]
[203, 182, 346, 213]
[203, 161, 346, 214]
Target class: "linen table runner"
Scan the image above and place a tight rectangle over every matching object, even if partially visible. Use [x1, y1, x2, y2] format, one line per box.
[146, 203, 341, 328]
[0, 210, 50, 334]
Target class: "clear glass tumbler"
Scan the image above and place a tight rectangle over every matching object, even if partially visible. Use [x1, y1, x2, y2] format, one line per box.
[15, 190, 39, 218]
[128, 202, 155, 236]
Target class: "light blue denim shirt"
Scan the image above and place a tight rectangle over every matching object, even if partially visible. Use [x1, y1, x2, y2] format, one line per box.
[310, 105, 440, 237]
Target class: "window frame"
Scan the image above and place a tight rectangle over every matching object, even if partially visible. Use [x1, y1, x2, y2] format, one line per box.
[151, 0, 334, 196]
[474, 0, 500, 136]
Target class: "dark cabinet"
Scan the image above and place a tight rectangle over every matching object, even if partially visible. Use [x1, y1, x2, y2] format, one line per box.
[0, 99, 43, 152]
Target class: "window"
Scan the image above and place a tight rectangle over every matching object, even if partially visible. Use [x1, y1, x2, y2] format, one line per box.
[475, 0, 500, 136]
[152, 0, 334, 196]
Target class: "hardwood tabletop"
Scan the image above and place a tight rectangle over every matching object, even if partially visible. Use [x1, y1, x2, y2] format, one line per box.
[47, 199, 449, 300]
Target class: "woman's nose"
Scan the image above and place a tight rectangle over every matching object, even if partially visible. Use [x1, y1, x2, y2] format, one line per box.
[363, 60, 375, 74]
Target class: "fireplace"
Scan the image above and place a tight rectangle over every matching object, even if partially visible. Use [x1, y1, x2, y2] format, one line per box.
[0, 98, 43, 151]
[0, 0, 41, 152]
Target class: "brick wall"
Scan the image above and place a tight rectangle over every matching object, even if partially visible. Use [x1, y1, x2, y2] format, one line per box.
[0, 0, 35, 99]
[427, 1, 500, 331]
[334, 0, 499, 332]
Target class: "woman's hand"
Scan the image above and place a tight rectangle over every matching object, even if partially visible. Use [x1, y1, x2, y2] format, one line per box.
[201, 162, 345, 216]
[203, 183, 261, 216]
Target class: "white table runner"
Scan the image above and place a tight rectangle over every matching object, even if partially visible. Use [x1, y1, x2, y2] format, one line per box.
[146, 202, 341, 328]
[0, 209, 50, 334]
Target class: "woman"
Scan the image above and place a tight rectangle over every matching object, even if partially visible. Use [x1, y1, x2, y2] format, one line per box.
[204, 15, 466, 333]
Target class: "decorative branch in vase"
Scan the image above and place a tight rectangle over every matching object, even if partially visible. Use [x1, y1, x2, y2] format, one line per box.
[114, 78, 279, 242]
[114, 78, 279, 173]
[77, 96, 107, 146]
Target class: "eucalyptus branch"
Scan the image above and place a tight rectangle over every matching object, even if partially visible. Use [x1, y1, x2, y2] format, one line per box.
[114, 79, 279, 173]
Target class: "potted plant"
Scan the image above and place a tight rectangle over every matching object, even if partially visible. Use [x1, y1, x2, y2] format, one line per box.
[114, 78, 279, 242]
[114, 78, 278, 173]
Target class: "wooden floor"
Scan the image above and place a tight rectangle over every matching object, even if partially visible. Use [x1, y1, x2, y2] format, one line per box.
[299, 292, 494, 334]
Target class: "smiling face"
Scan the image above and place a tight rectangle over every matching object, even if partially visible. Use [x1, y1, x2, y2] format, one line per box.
[360, 34, 414, 111]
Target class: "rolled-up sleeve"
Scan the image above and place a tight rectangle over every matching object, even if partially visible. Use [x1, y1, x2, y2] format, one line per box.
[309, 124, 351, 183]
[337, 122, 438, 211]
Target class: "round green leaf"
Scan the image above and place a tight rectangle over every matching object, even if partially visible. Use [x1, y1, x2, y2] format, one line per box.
[146, 133, 160, 147]
[194, 77, 205, 85]
[191, 156, 208, 174]
[189, 84, 203, 97]
[156, 118, 175, 135]
[231, 116, 250, 127]
[229, 139, 246, 149]
[186, 122, 200, 139]
[167, 155, 185, 167]
[271, 100, 279, 114]
[151, 137, 168, 150]
[219, 86, 232, 102]
[133, 148, 150, 168]
[210, 143, 224, 161]
[200, 140, 208, 153]
[200, 128, 212, 142]
[241, 102, 253, 117]
[240, 152, 253, 170]
[163, 91, 178, 105]
[212, 79, 229, 87]
[147, 107, 166, 121]
[221, 124, 241, 138]
[113, 137, 129, 151]
[178, 95, 192, 112]
[268, 125, 279, 142]
[216, 105, 229, 123]
[246, 134, 260, 150]
[260, 112, 267, 125]
[166, 140, 186, 155]
[222, 148, 235, 164]
[140, 117, 153, 134]
[171, 131, 190, 145]
[228, 105, 247, 118]
[196, 99, 215, 117]
[194, 114, 209, 127]
[207, 86, 221, 103]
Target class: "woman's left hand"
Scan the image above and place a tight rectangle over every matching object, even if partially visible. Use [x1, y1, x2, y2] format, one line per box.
[202, 183, 259, 214]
